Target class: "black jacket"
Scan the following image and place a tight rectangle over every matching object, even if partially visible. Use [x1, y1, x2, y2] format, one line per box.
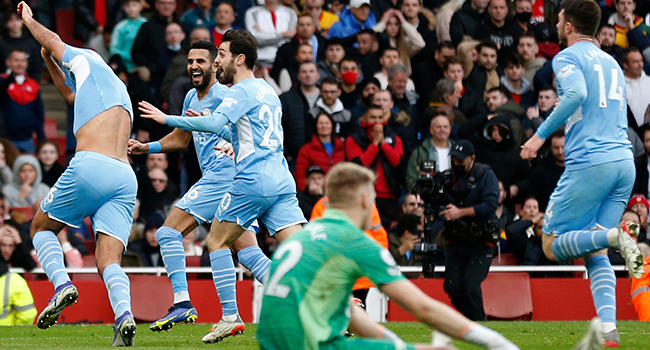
[131, 12, 180, 84]
[271, 36, 326, 83]
[516, 154, 564, 210]
[280, 87, 314, 159]
[633, 154, 649, 198]
[411, 13, 438, 66]
[505, 219, 556, 266]
[73, 0, 123, 43]
[475, 19, 519, 64]
[449, 2, 489, 45]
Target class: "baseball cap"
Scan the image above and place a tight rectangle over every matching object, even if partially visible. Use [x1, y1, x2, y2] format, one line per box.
[350, 0, 371, 9]
[627, 194, 649, 210]
[306, 165, 325, 177]
[145, 213, 165, 231]
[450, 140, 475, 161]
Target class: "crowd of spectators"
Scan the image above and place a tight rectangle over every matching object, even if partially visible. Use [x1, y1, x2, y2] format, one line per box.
[2, 0, 650, 303]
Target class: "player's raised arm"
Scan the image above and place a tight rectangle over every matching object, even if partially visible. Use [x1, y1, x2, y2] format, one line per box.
[41, 48, 74, 105]
[18, 2, 66, 62]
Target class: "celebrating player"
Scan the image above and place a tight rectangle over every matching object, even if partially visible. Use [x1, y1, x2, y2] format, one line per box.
[130, 40, 271, 336]
[256, 162, 520, 350]
[141, 29, 307, 343]
[520, 0, 644, 347]
[17, 1, 137, 347]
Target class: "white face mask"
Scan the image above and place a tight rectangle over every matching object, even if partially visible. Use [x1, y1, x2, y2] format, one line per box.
[14, 74, 25, 85]
[168, 43, 182, 52]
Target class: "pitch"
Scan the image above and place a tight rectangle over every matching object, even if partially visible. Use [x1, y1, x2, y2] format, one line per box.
[0, 321, 648, 349]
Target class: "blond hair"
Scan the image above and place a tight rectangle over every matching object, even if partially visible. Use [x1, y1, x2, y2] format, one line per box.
[325, 162, 376, 208]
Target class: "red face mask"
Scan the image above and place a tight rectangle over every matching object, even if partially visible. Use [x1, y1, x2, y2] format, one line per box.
[359, 120, 387, 130]
[341, 71, 359, 85]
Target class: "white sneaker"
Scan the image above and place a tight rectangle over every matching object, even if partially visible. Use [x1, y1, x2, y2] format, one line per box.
[609, 221, 644, 279]
[573, 317, 604, 350]
[201, 314, 245, 343]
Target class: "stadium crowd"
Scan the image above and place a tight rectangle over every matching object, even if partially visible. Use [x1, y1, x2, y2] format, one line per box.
[1, 0, 650, 323]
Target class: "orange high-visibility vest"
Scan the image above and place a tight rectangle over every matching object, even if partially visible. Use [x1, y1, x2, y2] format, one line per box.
[310, 197, 388, 290]
[631, 255, 650, 321]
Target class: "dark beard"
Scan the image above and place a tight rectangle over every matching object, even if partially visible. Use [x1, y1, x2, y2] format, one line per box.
[217, 67, 235, 85]
[193, 69, 213, 91]
[601, 43, 613, 52]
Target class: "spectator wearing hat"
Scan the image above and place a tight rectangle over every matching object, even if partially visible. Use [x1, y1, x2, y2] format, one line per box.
[628, 194, 650, 230]
[329, 0, 377, 39]
[294, 112, 346, 191]
[128, 213, 165, 267]
[440, 139, 499, 321]
[297, 166, 325, 219]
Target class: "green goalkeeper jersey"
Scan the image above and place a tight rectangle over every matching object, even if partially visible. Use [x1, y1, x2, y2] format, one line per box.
[256, 209, 405, 350]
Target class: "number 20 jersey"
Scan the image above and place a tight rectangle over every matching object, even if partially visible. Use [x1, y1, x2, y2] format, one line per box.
[216, 78, 296, 197]
[552, 41, 633, 170]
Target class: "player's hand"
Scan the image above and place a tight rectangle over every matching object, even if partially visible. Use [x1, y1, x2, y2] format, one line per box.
[520, 134, 545, 160]
[185, 109, 201, 117]
[138, 101, 167, 124]
[214, 145, 235, 159]
[440, 204, 463, 220]
[128, 139, 149, 155]
[17, 1, 33, 24]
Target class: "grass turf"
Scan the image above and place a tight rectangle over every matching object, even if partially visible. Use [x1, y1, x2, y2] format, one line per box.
[0, 321, 648, 349]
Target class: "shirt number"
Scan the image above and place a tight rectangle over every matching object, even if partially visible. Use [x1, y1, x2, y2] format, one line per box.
[259, 104, 282, 148]
[264, 240, 303, 299]
[594, 64, 624, 111]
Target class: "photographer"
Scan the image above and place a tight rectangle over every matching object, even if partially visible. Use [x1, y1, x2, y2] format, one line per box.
[440, 140, 499, 321]
[388, 214, 423, 279]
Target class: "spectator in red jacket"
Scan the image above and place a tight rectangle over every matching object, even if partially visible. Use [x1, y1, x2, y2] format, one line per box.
[345, 104, 405, 228]
[294, 112, 345, 191]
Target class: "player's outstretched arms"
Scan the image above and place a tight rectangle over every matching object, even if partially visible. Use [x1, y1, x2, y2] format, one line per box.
[129, 128, 192, 155]
[41, 48, 74, 104]
[381, 280, 520, 350]
[19, 2, 65, 61]
[139, 101, 168, 125]
[127, 139, 149, 155]
[165, 109, 229, 134]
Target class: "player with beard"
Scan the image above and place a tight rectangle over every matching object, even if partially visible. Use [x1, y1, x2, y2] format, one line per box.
[130, 40, 271, 337]
[142, 29, 307, 343]
[521, 0, 644, 347]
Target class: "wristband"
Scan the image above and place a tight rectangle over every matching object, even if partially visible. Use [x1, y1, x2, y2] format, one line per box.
[147, 141, 162, 154]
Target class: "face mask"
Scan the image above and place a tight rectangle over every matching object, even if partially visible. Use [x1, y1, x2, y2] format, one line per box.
[359, 121, 387, 130]
[14, 74, 25, 85]
[516, 11, 532, 23]
[341, 71, 359, 85]
[168, 43, 182, 52]
[452, 164, 467, 177]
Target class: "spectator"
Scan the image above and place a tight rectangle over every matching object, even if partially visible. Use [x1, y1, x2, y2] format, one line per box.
[634, 125, 650, 198]
[413, 41, 456, 113]
[1, 224, 36, 271]
[317, 37, 346, 80]
[245, 0, 298, 67]
[505, 210, 557, 268]
[464, 41, 500, 98]
[388, 213, 423, 278]
[131, 0, 179, 89]
[476, 0, 518, 61]
[0, 139, 17, 188]
[373, 89, 418, 158]
[138, 167, 178, 218]
[295, 113, 345, 191]
[449, 0, 490, 45]
[353, 29, 382, 79]
[212, 1, 238, 47]
[304, 0, 340, 38]
[484, 87, 526, 147]
[272, 13, 325, 85]
[528, 0, 557, 26]
[110, 0, 147, 72]
[374, 47, 415, 91]
[37, 141, 65, 189]
[407, 113, 455, 191]
[400, 0, 438, 63]
[297, 165, 325, 219]
[0, 12, 42, 82]
[607, 0, 649, 49]
[624, 47, 650, 129]
[0, 259, 37, 326]
[495, 179, 514, 237]
[180, 0, 215, 35]
[2, 155, 50, 208]
[436, 0, 466, 43]
[329, 0, 377, 39]
[0, 49, 44, 154]
[346, 105, 405, 228]
[373, 8, 425, 73]
[517, 33, 547, 83]
[514, 130, 565, 210]
[310, 77, 355, 137]
[152, 22, 186, 94]
[349, 76, 381, 120]
[73, 0, 124, 45]
[500, 54, 536, 110]
[628, 193, 650, 230]
[339, 57, 362, 109]
[280, 61, 321, 163]
[512, 0, 536, 36]
[129, 213, 165, 267]
[401, 193, 424, 216]
[597, 24, 624, 63]
[275, 43, 315, 93]
[162, 26, 211, 104]
[183, 229, 203, 256]
[526, 84, 557, 133]
[388, 64, 419, 130]
[426, 78, 465, 132]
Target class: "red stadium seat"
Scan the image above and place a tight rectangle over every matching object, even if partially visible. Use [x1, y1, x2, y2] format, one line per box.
[482, 272, 533, 320]
[186, 255, 202, 279]
[492, 253, 518, 266]
[44, 118, 58, 138]
[130, 275, 174, 322]
[82, 255, 96, 268]
[9, 206, 34, 222]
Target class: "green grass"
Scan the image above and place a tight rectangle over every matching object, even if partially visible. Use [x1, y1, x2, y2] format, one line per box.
[1, 321, 649, 349]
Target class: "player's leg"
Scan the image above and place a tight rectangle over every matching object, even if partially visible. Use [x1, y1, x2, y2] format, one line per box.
[583, 250, 619, 347]
[261, 193, 306, 244]
[232, 226, 271, 284]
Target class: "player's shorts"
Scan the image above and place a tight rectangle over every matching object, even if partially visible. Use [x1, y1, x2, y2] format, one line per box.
[543, 159, 634, 236]
[260, 337, 416, 350]
[216, 192, 306, 235]
[40, 151, 137, 249]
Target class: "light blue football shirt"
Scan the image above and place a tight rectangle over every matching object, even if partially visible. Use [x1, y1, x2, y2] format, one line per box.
[60, 44, 133, 134]
[536, 41, 633, 170]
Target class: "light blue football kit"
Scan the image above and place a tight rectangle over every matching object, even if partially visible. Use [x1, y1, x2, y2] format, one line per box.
[33, 44, 137, 322]
[535, 41, 635, 328]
